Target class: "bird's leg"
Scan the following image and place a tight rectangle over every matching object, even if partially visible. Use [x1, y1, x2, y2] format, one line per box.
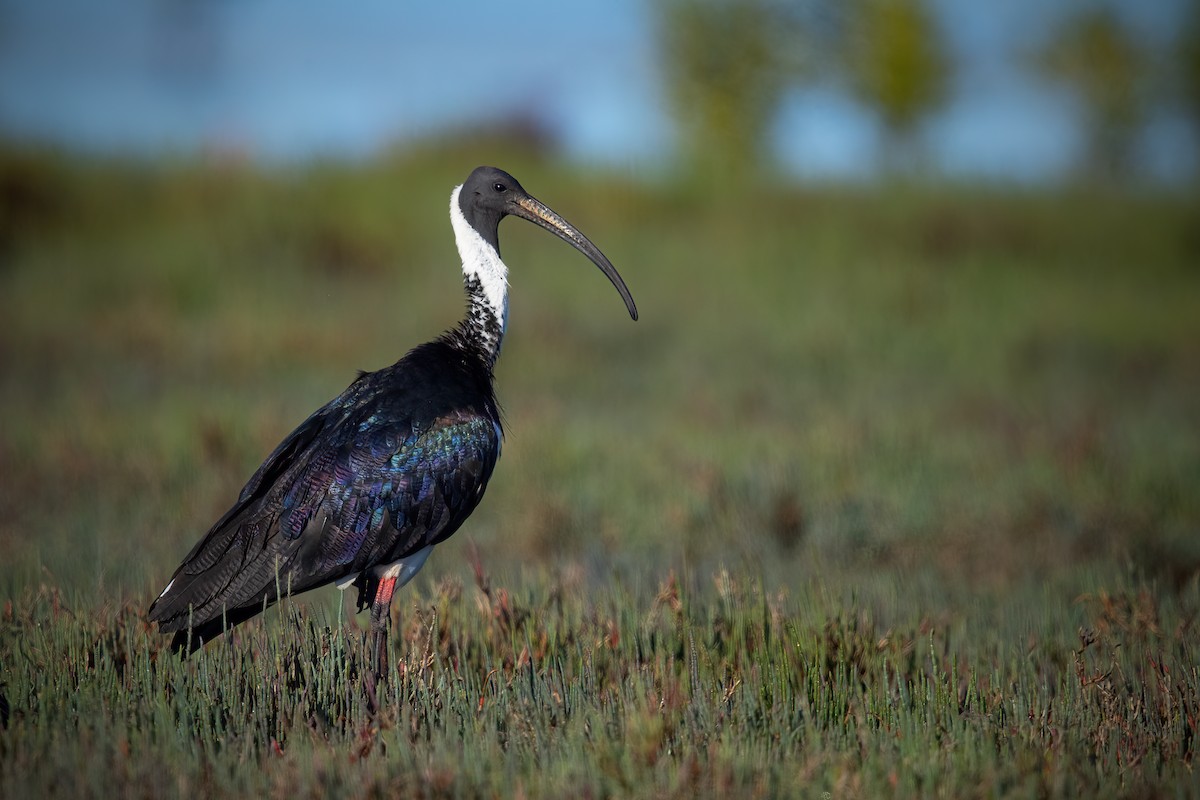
[369, 575, 398, 680]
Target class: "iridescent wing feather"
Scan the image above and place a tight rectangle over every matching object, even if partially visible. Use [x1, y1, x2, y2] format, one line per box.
[148, 370, 500, 640]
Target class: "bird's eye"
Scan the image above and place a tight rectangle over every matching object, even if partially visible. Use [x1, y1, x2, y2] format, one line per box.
[493, 182, 507, 193]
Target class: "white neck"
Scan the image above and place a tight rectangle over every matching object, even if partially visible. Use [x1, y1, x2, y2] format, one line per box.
[449, 184, 509, 359]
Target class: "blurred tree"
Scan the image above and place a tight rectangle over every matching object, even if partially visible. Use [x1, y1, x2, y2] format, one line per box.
[656, 0, 810, 180]
[1179, 1, 1200, 133]
[845, 0, 949, 173]
[1034, 8, 1145, 182]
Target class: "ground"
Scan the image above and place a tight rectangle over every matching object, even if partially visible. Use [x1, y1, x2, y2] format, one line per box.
[1, 143, 1197, 797]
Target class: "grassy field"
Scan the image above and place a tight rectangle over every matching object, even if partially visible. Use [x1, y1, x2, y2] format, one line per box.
[1, 141, 1198, 797]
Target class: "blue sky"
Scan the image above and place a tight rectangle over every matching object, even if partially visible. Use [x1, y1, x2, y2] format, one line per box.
[0, 0, 1195, 182]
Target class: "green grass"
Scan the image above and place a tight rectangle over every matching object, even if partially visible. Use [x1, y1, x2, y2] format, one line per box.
[1, 141, 1198, 797]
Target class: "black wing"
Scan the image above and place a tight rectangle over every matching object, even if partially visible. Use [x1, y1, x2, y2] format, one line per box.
[148, 374, 500, 650]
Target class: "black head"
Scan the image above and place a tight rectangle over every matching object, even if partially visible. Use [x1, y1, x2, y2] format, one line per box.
[456, 166, 638, 321]
[457, 166, 527, 248]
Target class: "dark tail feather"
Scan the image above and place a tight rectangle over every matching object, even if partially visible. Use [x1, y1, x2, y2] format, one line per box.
[167, 603, 270, 656]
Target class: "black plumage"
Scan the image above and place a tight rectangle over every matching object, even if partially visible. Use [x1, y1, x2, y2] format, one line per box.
[148, 166, 637, 663]
[149, 331, 500, 652]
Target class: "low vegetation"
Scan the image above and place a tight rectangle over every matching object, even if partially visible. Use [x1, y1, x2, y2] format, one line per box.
[1, 142, 1197, 796]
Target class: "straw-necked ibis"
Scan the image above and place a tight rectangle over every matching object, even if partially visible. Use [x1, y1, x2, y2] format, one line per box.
[148, 167, 637, 672]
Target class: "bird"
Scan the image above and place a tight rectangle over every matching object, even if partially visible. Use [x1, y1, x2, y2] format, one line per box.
[148, 166, 637, 672]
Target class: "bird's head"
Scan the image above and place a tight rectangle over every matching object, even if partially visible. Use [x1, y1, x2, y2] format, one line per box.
[457, 166, 638, 321]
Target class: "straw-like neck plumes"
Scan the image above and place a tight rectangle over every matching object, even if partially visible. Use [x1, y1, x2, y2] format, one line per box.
[449, 184, 509, 368]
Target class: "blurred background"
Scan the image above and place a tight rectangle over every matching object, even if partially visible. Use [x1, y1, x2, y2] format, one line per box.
[1, 0, 1197, 609]
[2, 0, 1198, 183]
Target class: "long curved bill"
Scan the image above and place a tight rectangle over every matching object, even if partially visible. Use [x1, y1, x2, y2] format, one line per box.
[511, 195, 638, 321]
